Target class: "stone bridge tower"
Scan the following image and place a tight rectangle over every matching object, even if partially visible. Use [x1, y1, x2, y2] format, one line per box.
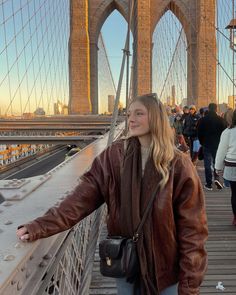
[69, 0, 216, 114]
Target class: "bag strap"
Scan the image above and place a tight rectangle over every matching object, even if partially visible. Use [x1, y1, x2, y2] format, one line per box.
[133, 183, 160, 241]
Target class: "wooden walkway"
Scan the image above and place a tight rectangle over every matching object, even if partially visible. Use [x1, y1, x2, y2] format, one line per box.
[89, 164, 236, 294]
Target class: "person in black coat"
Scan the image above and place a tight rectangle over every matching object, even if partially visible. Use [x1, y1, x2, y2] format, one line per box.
[197, 103, 226, 190]
[182, 105, 200, 163]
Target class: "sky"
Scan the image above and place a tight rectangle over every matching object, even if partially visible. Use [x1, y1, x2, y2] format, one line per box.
[100, 10, 131, 113]
[101, 11, 128, 90]
[0, 0, 235, 115]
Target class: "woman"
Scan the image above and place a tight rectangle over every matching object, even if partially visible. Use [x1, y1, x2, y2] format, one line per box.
[215, 109, 236, 225]
[222, 108, 234, 188]
[17, 93, 208, 295]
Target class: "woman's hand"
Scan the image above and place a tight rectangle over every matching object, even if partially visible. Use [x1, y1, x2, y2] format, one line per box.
[16, 227, 30, 242]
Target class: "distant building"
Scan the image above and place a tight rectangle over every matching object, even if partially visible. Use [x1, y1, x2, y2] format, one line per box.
[34, 107, 45, 116]
[228, 95, 236, 109]
[180, 98, 188, 107]
[166, 96, 171, 106]
[171, 85, 176, 106]
[218, 103, 228, 114]
[62, 105, 68, 115]
[108, 95, 115, 113]
[22, 113, 34, 119]
[54, 101, 62, 114]
[54, 100, 68, 115]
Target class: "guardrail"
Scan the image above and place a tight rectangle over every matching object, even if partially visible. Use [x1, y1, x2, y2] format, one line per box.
[0, 135, 103, 144]
[0, 122, 125, 295]
[0, 146, 64, 175]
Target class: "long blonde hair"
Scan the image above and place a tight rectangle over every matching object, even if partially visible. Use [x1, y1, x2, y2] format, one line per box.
[129, 93, 176, 189]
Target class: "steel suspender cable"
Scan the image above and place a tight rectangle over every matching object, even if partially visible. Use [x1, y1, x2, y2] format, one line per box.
[107, 0, 134, 146]
[99, 34, 117, 94]
[159, 28, 183, 100]
[125, 0, 133, 133]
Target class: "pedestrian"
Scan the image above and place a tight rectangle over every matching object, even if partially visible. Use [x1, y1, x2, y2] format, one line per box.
[215, 109, 236, 225]
[222, 108, 234, 188]
[223, 108, 233, 127]
[173, 113, 188, 152]
[16, 93, 208, 295]
[182, 105, 200, 164]
[198, 103, 226, 190]
[181, 105, 190, 147]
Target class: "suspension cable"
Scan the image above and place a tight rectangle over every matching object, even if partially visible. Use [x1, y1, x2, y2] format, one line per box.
[159, 28, 183, 100]
[107, 0, 134, 145]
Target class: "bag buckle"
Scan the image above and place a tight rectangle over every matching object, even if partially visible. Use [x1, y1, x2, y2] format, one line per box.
[106, 257, 112, 266]
[132, 233, 139, 242]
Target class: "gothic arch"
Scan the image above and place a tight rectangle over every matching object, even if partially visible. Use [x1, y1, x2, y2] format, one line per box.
[89, 0, 128, 45]
[151, 1, 192, 45]
[89, 0, 129, 114]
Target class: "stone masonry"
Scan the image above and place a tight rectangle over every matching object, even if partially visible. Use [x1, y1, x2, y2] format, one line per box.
[68, 0, 91, 114]
[69, 0, 216, 113]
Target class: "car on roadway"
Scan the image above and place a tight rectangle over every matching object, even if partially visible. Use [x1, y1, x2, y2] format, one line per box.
[65, 147, 81, 160]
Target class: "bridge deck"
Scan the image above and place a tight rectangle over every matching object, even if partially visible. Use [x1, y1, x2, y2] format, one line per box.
[89, 164, 236, 295]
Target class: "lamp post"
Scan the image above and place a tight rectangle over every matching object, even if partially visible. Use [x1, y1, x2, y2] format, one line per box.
[226, 18, 236, 109]
[226, 19, 236, 52]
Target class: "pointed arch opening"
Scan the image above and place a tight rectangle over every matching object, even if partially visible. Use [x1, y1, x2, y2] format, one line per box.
[152, 9, 188, 106]
[96, 9, 133, 114]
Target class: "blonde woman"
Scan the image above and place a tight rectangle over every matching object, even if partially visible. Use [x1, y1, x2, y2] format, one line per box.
[17, 93, 208, 295]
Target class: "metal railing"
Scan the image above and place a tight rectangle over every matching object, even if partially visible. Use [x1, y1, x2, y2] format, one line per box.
[0, 122, 124, 295]
[33, 209, 106, 295]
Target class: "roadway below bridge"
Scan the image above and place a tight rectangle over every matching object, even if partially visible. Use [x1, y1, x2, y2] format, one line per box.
[0, 142, 89, 181]
[0, 146, 68, 179]
[0, 135, 103, 144]
[0, 146, 68, 180]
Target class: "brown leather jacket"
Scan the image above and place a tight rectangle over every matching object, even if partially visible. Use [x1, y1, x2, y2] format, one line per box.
[22, 139, 208, 294]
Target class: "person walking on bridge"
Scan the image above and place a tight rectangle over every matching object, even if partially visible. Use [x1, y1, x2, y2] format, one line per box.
[182, 105, 200, 164]
[197, 103, 226, 190]
[215, 109, 236, 225]
[17, 93, 208, 295]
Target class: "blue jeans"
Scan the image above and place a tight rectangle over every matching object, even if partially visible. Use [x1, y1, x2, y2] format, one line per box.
[203, 146, 219, 186]
[116, 278, 178, 295]
[230, 181, 236, 215]
[224, 178, 230, 187]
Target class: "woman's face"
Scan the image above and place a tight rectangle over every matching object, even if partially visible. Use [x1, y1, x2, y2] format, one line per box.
[127, 101, 150, 138]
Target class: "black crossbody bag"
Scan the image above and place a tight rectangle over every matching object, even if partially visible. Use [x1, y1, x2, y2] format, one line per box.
[99, 184, 160, 282]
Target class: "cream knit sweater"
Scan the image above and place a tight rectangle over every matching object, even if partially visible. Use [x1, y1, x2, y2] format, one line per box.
[215, 127, 236, 170]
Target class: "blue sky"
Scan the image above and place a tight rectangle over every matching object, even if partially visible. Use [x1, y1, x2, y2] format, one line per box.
[101, 10, 128, 88]
[100, 10, 130, 111]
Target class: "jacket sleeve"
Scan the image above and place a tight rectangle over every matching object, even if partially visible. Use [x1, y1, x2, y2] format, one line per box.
[21, 151, 110, 241]
[173, 155, 208, 294]
[215, 129, 229, 170]
[197, 119, 204, 145]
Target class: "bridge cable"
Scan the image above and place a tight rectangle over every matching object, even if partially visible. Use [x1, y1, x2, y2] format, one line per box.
[1, 0, 69, 116]
[152, 5, 188, 105]
[107, 0, 134, 145]
[159, 28, 183, 101]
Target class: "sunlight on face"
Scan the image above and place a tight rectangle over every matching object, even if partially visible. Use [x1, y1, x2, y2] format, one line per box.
[127, 101, 150, 139]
